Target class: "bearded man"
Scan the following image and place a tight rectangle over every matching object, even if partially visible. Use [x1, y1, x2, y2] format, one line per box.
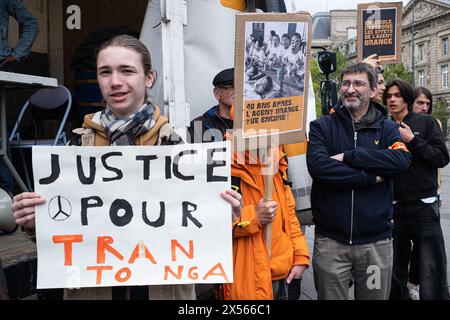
[306, 63, 411, 300]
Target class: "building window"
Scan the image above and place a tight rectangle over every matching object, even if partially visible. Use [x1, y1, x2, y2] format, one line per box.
[418, 44, 425, 62]
[418, 70, 425, 87]
[442, 65, 449, 88]
[443, 38, 449, 56]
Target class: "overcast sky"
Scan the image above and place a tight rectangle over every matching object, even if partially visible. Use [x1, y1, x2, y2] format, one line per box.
[286, 0, 412, 15]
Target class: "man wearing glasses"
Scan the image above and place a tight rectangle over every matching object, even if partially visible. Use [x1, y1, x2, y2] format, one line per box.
[189, 68, 234, 143]
[306, 63, 411, 300]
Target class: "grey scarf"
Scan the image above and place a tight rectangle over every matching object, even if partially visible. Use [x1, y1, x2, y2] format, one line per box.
[100, 102, 156, 145]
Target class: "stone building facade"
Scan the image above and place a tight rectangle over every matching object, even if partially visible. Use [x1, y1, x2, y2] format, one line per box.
[312, 1, 450, 107]
[329, 10, 357, 44]
[402, 0, 450, 107]
[312, 10, 358, 62]
[312, 10, 357, 48]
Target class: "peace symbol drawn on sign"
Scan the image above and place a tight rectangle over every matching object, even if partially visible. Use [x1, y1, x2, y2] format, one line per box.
[48, 196, 72, 221]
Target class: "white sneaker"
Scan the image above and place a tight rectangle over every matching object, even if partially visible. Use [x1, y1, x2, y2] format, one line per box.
[407, 282, 420, 300]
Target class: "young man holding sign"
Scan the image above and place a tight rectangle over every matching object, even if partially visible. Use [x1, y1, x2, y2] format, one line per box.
[307, 63, 411, 300]
[12, 35, 240, 300]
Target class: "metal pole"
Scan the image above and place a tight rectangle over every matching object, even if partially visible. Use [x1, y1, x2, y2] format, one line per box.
[0, 87, 6, 156]
[160, 0, 188, 142]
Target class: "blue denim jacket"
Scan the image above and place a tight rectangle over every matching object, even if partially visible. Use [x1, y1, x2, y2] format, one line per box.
[0, 0, 39, 62]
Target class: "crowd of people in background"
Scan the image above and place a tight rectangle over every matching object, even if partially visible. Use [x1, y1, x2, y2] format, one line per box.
[1, 15, 449, 300]
[191, 52, 450, 300]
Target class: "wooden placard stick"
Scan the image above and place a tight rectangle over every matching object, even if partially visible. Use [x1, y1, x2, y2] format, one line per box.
[262, 145, 275, 258]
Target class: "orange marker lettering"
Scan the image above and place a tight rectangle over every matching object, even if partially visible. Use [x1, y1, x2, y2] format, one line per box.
[97, 236, 124, 264]
[114, 267, 132, 283]
[86, 265, 113, 285]
[52, 234, 83, 266]
[171, 240, 194, 262]
[188, 266, 198, 280]
[202, 263, 229, 283]
[164, 265, 184, 280]
[128, 242, 157, 264]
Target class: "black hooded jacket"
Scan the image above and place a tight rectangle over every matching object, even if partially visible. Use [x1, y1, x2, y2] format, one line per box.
[307, 101, 412, 245]
[189, 106, 232, 143]
[393, 112, 449, 202]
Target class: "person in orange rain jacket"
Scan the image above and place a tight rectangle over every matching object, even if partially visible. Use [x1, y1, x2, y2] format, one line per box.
[221, 144, 310, 300]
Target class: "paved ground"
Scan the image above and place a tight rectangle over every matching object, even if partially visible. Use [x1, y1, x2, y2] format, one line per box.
[299, 141, 450, 300]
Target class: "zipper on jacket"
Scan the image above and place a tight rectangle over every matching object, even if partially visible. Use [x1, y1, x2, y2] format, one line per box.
[349, 128, 358, 245]
[346, 106, 384, 244]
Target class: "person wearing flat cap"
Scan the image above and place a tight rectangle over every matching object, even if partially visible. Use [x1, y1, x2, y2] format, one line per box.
[189, 68, 234, 143]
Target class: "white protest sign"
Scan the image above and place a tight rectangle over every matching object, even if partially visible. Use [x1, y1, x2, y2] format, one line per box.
[33, 142, 232, 289]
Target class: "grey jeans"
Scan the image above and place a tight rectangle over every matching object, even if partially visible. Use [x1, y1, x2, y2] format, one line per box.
[313, 233, 393, 300]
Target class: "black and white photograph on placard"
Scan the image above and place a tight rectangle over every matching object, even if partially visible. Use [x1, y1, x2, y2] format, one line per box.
[243, 21, 308, 101]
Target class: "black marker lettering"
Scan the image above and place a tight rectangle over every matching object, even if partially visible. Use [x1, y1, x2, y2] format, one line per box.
[77, 156, 96, 185]
[165, 156, 172, 179]
[102, 152, 123, 182]
[182, 201, 202, 228]
[136, 155, 158, 180]
[207, 148, 228, 182]
[81, 196, 103, 226]
[110, 199, 133, 227]
[142, 201, 165, 227]
[173, 150, 197, 181]
[39, 154, 60, 185]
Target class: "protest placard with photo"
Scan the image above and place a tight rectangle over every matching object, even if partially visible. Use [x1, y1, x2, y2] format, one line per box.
[357, 2, 403, 64]
[234, 13, 312, 147]
[32, 142, 232, 289]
